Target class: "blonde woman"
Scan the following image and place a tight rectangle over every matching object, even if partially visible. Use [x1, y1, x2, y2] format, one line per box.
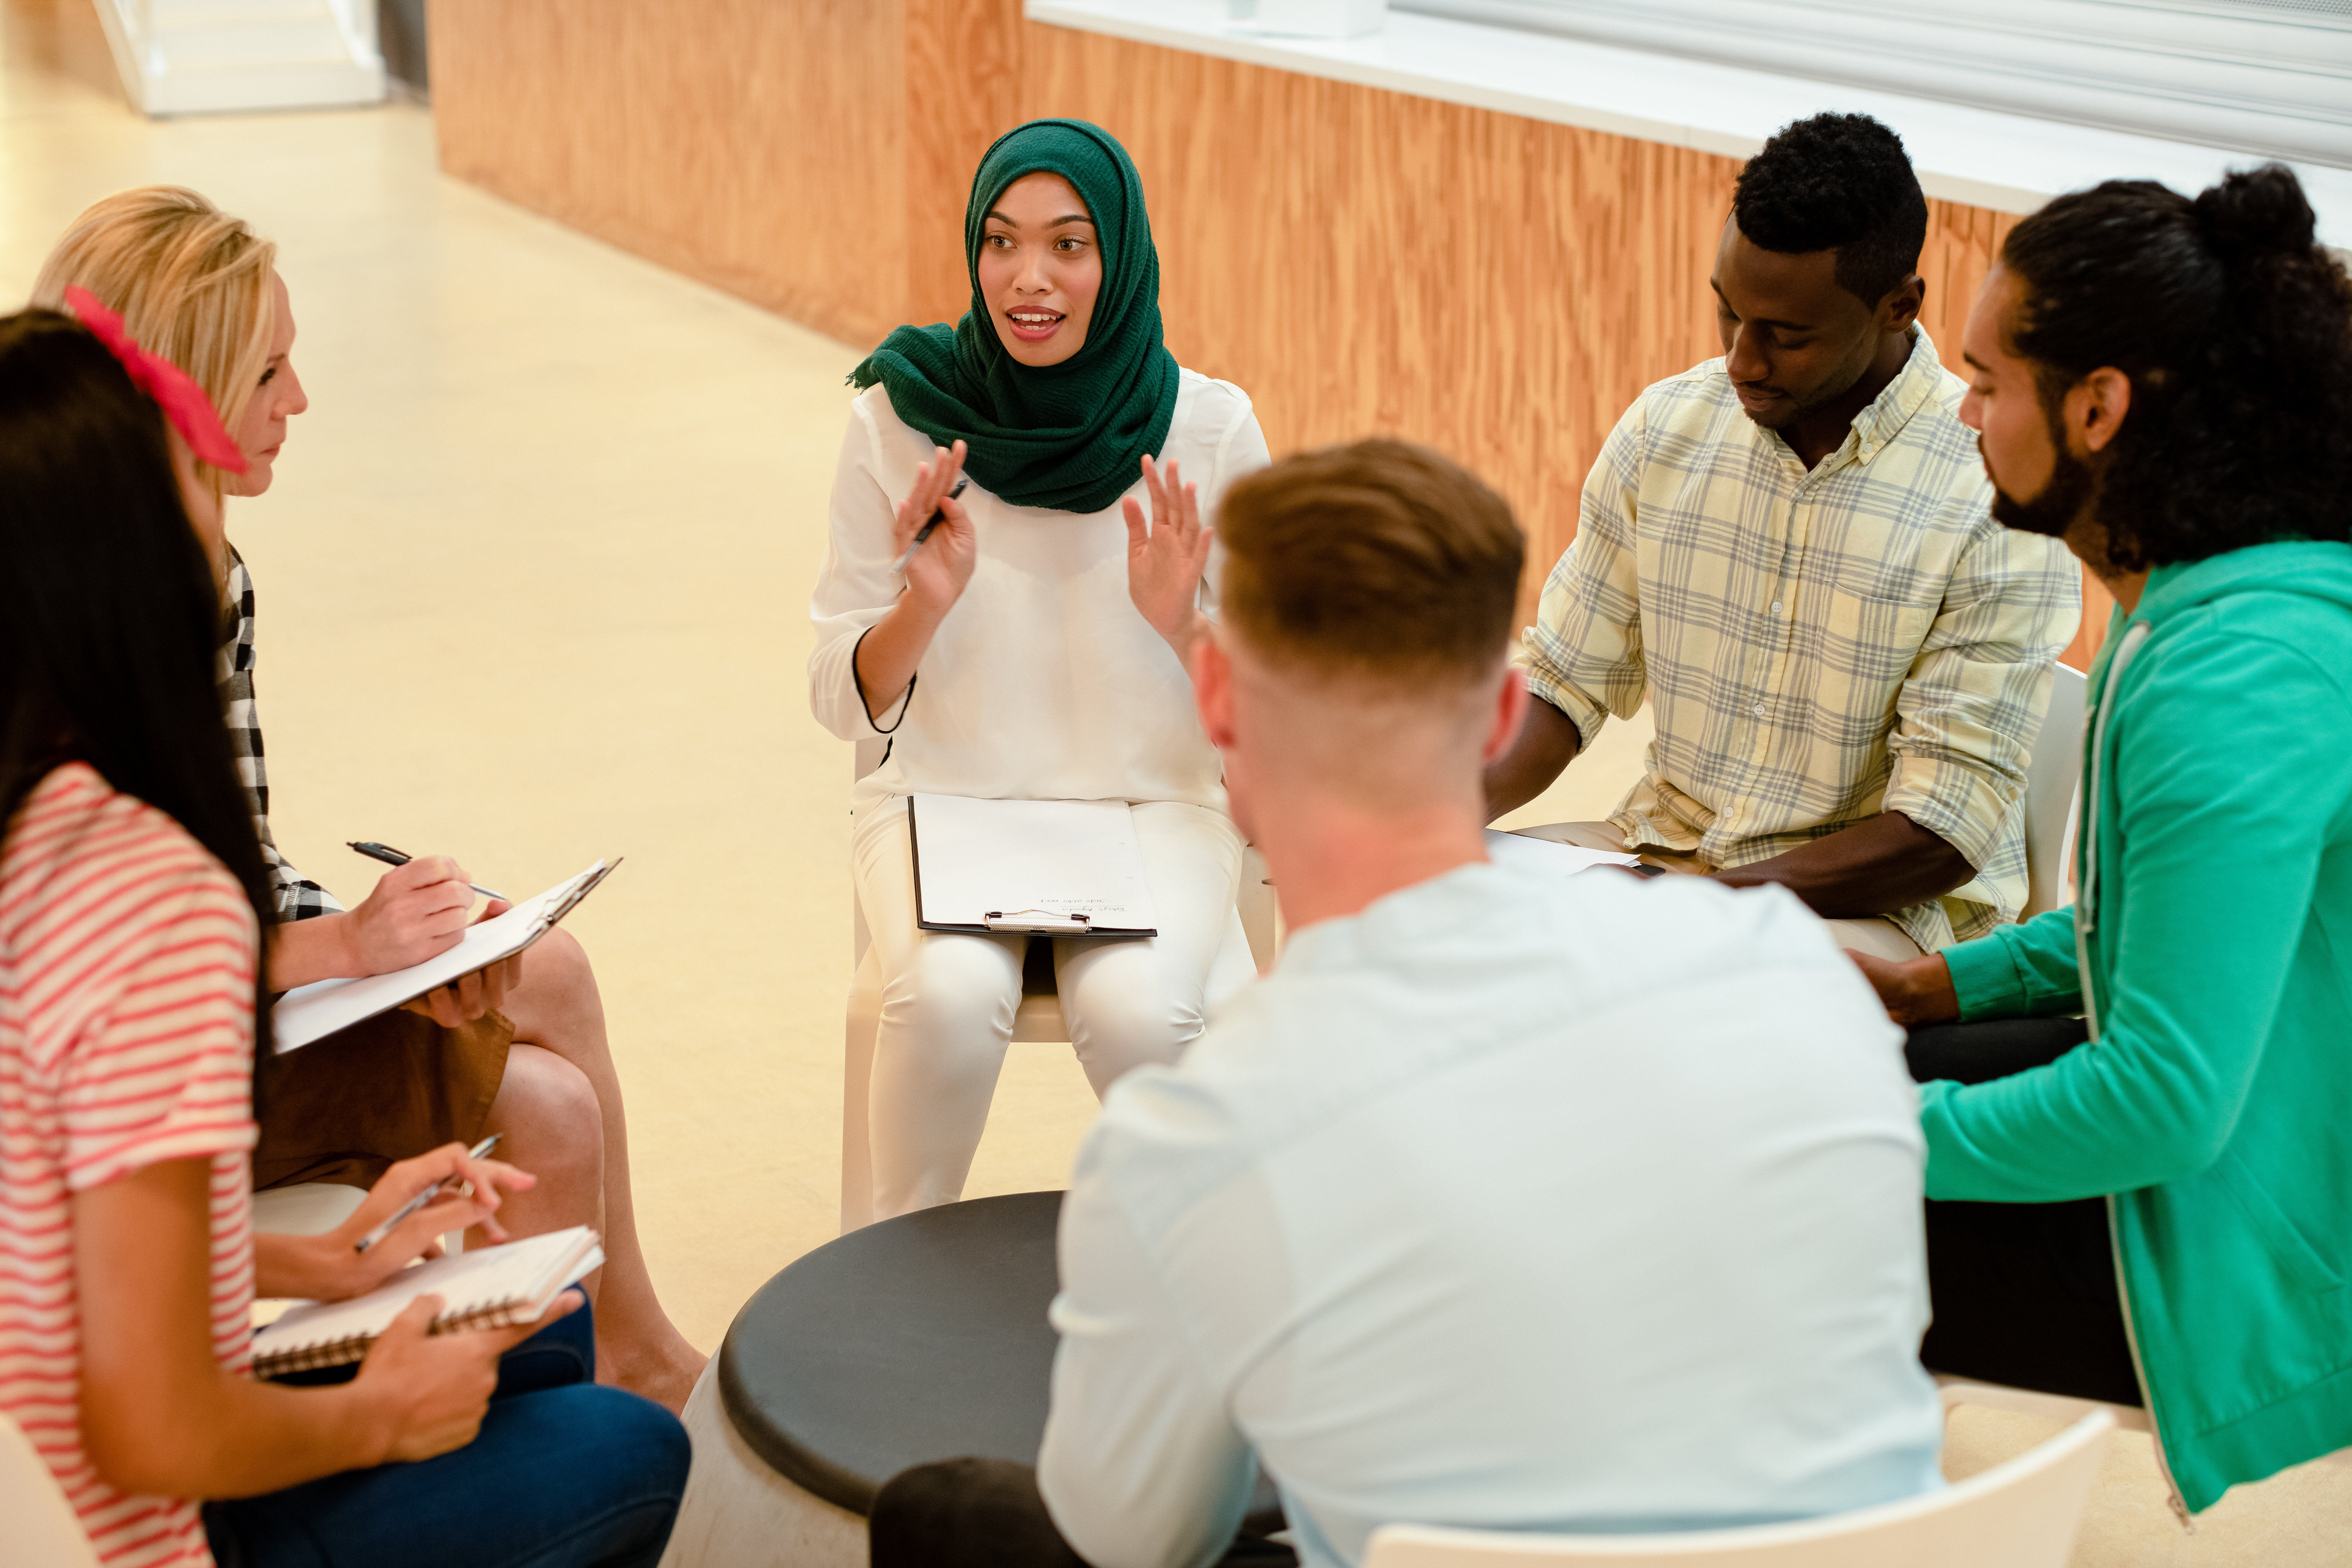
[33, 188, 702, 1411]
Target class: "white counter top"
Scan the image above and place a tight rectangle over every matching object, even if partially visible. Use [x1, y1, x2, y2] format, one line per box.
[1028, 0, 2352, 247]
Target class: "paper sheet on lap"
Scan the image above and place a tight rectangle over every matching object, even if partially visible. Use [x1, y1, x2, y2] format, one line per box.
[271, 860, 617, 1052]
[910, 794, 1159, 935]
[1483, 829, 1642, 878]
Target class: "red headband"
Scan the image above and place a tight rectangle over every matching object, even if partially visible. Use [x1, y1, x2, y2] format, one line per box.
[63, 285, 250, 475]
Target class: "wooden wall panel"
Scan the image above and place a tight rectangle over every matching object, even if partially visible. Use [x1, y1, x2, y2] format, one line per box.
[1020, 23, 2104, 659]
[1023, 23, 1730, 623]
[424, 2, 2105, 662]
[427, 0, 906, 347]
[903, 0, 1026, 328]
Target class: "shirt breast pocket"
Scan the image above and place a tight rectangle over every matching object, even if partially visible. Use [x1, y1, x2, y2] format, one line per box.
[1823, 583, 1941, 690]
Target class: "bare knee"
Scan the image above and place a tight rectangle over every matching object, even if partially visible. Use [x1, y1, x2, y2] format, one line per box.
[489, 1043, 604, 1186]
[524, 926, 595, 996]
[506, 926, 604, 1044]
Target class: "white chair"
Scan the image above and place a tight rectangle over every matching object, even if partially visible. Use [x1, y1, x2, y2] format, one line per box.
[248, 1179, 463, 1257]
[0, 1410, 100, 1568]
[2019, 662, 2088, 919]
[840, 738, 1278, 1231]
[1935, 1376, 2352, 1474]
[1362, 1407, 2114, 1567]
[248, 1180, 368, 1236]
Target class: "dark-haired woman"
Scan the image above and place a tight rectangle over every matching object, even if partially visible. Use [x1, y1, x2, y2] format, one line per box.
[1853, 164, 2352, 1512]
[0, 309, 688, 1568]
[811, 120, 1270, 1218]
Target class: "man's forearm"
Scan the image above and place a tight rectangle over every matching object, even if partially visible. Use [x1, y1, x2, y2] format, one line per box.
[1480, 694, 1583, 822]
[1713, 810, 1974, 919]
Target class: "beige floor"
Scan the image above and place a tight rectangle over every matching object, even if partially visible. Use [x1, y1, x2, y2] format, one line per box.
[7, 3, 2347, 1560]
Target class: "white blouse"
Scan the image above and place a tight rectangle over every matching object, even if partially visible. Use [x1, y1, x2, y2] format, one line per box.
[809, 370, 1272, 812]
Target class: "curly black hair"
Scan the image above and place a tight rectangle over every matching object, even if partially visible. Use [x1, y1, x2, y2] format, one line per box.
[1732, 113, 1928, 305]
[2002, 165, 2352, 572]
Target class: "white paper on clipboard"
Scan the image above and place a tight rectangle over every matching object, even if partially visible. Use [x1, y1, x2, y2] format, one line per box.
[909, 796, 1158, 936]
[271, 860, 619, 1052]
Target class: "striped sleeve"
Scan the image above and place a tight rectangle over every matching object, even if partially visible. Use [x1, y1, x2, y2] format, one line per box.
[5, 771, 259, 1192]
[55, 868, 258, 1191]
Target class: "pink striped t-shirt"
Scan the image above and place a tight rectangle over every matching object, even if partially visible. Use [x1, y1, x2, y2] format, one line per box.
[1, 762, 260, 1568]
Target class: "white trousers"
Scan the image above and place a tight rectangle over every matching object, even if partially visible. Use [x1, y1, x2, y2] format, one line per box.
[850, 796, 1245, 1219]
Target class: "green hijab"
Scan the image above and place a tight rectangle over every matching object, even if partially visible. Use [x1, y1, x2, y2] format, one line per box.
[848, 119, 1180, 516]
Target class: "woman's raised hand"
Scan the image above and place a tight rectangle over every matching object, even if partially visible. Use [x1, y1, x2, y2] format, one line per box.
[1124, 454, 1210, 663]
[895, 440, 978, 611]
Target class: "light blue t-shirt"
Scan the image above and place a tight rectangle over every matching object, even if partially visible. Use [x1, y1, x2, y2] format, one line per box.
[1038, 861, 1944, 1568]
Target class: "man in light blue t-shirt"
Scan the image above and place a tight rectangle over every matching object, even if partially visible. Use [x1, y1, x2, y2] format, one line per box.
[870, 439, 1944, 1568]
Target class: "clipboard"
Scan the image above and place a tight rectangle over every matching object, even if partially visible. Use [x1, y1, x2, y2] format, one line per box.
[908, 795, 1158, 937]
[272, 859, 623, 1051]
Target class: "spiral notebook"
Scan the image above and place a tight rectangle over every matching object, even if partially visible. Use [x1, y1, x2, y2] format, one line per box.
[250, 1226, 604, 1379]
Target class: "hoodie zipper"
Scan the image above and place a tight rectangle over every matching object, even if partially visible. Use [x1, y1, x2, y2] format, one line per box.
[2078, 623, 2192, 1525]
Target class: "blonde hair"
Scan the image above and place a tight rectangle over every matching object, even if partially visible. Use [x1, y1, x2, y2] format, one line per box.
[31, 186, 277, 499]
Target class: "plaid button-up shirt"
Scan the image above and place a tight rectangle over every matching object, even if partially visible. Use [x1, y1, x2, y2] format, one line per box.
[219, 551, 343, 924]
[1525, 329, 2080, 951]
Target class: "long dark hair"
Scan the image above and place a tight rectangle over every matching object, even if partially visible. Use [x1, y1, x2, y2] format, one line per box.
[0, 308, 276, 1058]
[2000, 164, 2352, 572]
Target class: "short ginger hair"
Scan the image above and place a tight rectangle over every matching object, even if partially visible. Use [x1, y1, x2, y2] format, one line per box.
[1216, 439, 1524, 687]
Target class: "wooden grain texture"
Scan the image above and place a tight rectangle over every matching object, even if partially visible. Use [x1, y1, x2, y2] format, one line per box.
[427, 0, 911, 348]
[423, 1, 2105, 662]
[1018, 22, 2105, 657]
[903, 0, 1026, 328]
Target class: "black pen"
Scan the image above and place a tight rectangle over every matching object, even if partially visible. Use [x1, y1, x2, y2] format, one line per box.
[354, 1134, 502, 1253]
[348, 841, 507, 903]
[890, 474, 970, 576]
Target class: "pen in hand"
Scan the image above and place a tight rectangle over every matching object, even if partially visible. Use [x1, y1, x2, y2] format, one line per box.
[354, 1134, 502, 1253]
[890, 474, 970, 576]
[348, 841, 507, 904]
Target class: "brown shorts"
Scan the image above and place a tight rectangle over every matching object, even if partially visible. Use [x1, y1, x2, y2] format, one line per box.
[252, 1006, 514, 1191]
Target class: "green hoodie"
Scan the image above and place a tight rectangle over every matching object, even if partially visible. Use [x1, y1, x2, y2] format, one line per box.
[1924, 539, 2352, 1514]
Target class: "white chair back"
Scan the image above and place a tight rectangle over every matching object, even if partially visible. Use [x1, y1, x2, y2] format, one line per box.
[249, 1178, 463, 1258]
[0, 1410, 100, 1568]
[1362, 1409, 2113, 1567]
[248, 1181, 369, 1236]
[2019, 662, 2089, 919]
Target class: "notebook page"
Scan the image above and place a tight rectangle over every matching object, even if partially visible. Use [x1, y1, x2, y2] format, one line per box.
[911, 796, 1158, 932]
[272, 862, 608, 1052]
[252, 1226, 599, 1367]
[1483, 830, 1643, 878]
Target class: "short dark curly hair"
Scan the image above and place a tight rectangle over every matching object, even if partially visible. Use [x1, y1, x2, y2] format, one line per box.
[2002, 164, 2352, 572]
[1733, 113, 1928, 306]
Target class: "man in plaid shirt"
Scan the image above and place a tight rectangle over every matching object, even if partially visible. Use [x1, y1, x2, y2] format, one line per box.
[1485, 113, 2079, 958]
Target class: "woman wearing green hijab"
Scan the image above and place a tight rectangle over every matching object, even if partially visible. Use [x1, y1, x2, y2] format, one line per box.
[810, 119, 1272, 1219]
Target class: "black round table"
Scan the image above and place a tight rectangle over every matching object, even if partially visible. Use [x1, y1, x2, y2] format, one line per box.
[716, 1190, 1280, 1531]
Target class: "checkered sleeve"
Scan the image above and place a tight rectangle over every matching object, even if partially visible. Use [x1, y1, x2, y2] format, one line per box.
[218, 553, 344, 925]
[1883, 515, 2081, 886]
[1523, 404, 1649, 748]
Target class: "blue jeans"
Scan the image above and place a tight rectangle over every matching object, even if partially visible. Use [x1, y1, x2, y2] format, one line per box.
[205, 1303, 690, 1568]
